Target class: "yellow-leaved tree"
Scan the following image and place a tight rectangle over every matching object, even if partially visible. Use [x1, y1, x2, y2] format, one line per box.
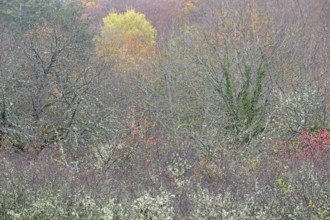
[95, 9, 156, 72]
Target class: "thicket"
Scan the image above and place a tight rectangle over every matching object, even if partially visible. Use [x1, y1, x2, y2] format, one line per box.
[0, 0, 329, 219]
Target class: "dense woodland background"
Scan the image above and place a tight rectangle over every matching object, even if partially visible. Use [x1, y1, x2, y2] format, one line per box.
[0, 0, 329, 219]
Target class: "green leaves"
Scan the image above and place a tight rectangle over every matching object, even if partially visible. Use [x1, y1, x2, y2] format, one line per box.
[95, 9, 156, 70]
[276, 178, 292, 195]
[221, 54, 267, 141]
[0, 0, 62, 32]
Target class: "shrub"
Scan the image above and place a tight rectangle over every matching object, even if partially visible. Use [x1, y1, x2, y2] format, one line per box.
[274, 86, 328, 138]
[294, 128, 329, 161]
[131, 191, 175, 220]
[277, 128, 330, 162]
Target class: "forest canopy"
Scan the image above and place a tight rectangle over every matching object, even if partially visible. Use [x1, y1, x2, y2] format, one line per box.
[0, 0, 329, 219]
[95, 9, 156, 71]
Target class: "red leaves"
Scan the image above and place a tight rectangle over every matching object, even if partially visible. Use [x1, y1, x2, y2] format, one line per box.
[278, 128, 330, 162]
[296, 128, 330, 160]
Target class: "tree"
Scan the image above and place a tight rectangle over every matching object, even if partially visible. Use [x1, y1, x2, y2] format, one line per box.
[95, 9, 156, 72]
[167, 1, 273, 145]
[0, 0, 64, 33]
[0, 0, 115, 158]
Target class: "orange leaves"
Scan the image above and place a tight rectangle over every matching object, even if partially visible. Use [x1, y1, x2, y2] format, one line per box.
[166, 0, 203, 23]
[95, 9, 156, 72]
[203, 1, 275, 52]
[127, 103, 160, 147]
[25, 25, 56, 40]
[85, 1, 100, 9]
[0, 134, 12, 152]
[181, 0, 201, 14]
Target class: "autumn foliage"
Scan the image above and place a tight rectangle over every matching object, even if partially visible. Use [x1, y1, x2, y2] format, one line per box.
[0, 0, 329, 219]
[95, 9, 156, 71]
[278, 128, 330, 162]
